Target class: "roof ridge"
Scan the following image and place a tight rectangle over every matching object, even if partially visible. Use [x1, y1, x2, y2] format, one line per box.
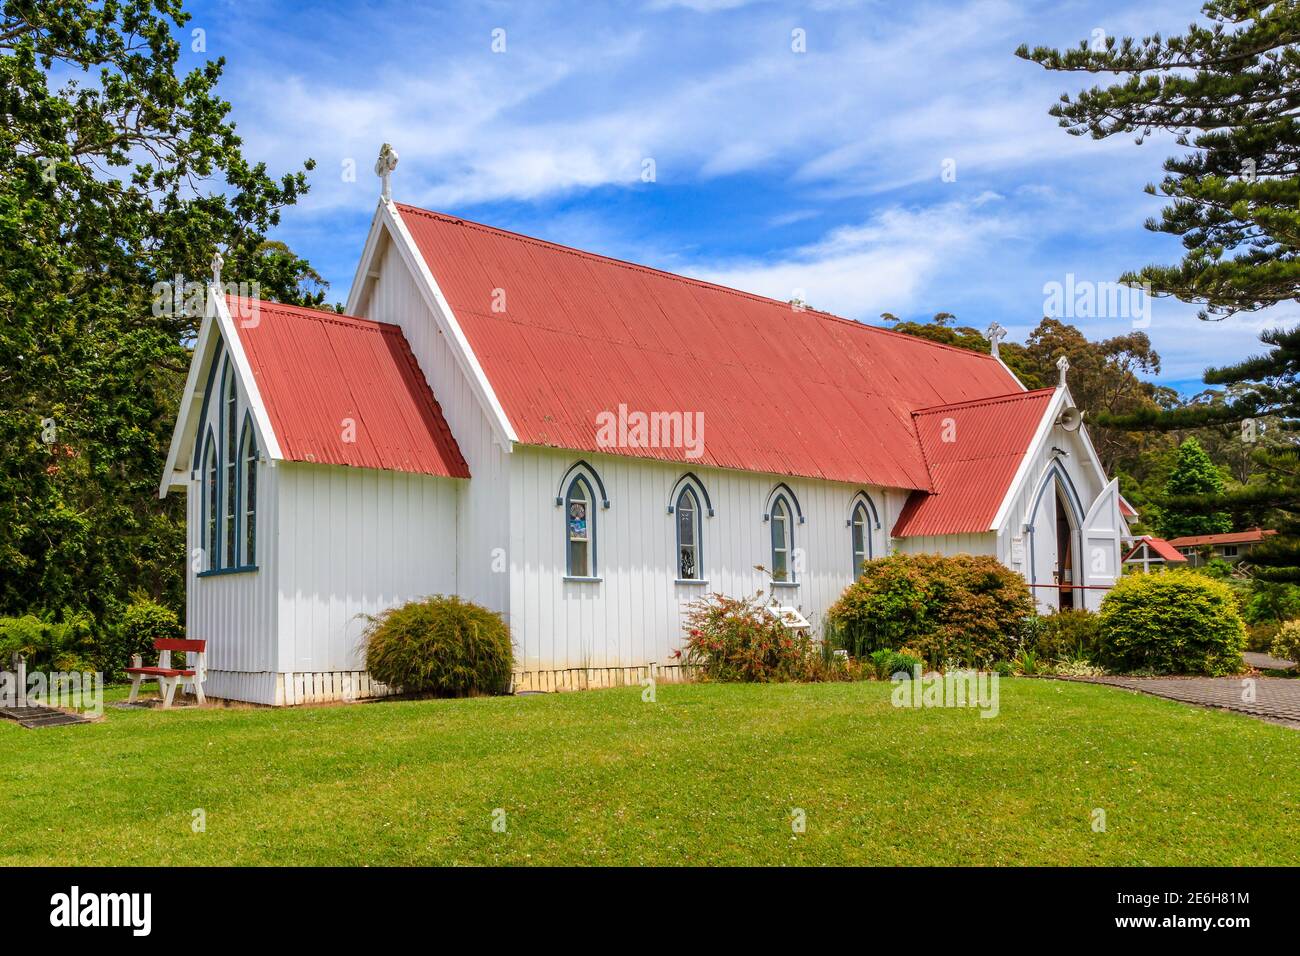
[910, 386, 1055, 417]
[394, 203, 1012, 365]
[227, 295, 398, 333]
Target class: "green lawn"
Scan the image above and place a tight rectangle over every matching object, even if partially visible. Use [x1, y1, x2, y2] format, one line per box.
[2, 678, 1297, 866]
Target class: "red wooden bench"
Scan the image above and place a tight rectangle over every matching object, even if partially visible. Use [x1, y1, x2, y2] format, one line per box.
[125, 639, 207, 708]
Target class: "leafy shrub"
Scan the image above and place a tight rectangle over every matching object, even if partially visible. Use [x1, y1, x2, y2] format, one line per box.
[828, 554, 1033, 668]
[1269, 620, 1300, 664]
[683, 592, 818, 682]
[97, 599, 184, 679]
[0, 613, 96, 673]
[1098, 572, 1246, 675]
[1246, 620, 1280, 653]
[363, 596, 513, 696]
[1026, 609, 1102, 664]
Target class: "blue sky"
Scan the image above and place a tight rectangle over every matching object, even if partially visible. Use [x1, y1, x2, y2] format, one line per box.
[185, 0, 1297, 392]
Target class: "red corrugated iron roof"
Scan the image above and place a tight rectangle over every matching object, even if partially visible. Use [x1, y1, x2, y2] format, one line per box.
[890, 388, 1056, 537]
[396, 204, 1023, 491]
[1119, 496, 1137, 518]
[231, 296, 469, 479]
[1124, 537, 1187, 563]
[1166, 528, 1277, 548]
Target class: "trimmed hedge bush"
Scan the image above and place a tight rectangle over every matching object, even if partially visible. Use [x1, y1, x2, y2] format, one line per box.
[828, 553, 1033, 668]
[1098, 572, 1246, 675]
[1269, 620, 1300, 665]
[363, 596, 513, 696]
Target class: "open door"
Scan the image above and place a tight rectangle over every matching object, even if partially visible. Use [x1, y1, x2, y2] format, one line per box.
[1079, 478, 1122, 611]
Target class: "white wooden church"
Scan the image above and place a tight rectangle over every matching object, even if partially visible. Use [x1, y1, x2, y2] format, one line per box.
[160, 146, 1127, 705]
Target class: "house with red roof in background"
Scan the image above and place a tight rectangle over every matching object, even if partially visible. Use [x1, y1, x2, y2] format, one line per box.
[158, 146, 1125, 704]
[1167, 528, 1279, 568]
[1122, 536, 1188, 573]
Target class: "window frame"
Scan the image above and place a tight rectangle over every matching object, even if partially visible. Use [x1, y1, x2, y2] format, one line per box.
[239, 412, 258, 568]
[770, 495, 794, 584]
[565, 475, 597, 579]
[851, 501, 870, 578]
[675, 485, 702, 581]
[222, 360, 239, 568]
[201, 428, 218, 570]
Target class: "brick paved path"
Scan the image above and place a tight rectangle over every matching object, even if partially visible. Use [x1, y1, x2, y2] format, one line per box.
[1067, 675, 1300, 728]
[1244, 650, 1295, 671]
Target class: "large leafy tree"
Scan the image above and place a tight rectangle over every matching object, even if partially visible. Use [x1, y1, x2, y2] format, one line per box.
[1022, 2, 1300, 581]
[0, 0, 322, 619]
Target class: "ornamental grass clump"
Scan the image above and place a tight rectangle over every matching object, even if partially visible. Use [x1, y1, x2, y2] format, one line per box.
[363, 596, 513, 696]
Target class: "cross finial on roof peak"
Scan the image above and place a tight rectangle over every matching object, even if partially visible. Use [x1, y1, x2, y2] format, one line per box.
[1056, 353, 1070, 386]
[211, 249, 224, 286]
[375, 143, 399, 202]
[984, 321, 1006, 358]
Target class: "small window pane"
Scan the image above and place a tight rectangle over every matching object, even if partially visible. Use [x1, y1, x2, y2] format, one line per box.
[567, 478, 593, 576]
[771, 499, 789, 582]
[677, 488, 699, 579]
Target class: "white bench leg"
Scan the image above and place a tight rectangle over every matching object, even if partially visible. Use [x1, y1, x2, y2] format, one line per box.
[192, 679, 206, 706]
[161, 676, 179, 709]
[127, 674, 143, 703]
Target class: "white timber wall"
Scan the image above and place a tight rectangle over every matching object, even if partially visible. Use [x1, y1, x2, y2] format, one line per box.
[356, 234, 511, 615]
[507, 446, 896, 673]
[893, 531, 998, 558]
[273, 461, 460, 676]
[186, 332, 279, 690]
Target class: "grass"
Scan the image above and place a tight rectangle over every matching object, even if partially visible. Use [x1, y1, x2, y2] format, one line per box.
[2, 678, 1298, 866]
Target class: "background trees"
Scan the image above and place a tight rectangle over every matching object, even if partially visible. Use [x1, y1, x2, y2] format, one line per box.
[1021, 1, 1300, 581]
[0, 0, 324, 620]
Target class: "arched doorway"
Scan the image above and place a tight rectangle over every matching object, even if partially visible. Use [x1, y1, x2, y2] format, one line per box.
[1027, 462, 1085, 612]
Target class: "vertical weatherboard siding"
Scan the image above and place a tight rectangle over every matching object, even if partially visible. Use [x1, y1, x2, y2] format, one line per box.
[274, 461, 459, 675]
[507, 446, 895, 672]
[359, 237, 511, 616]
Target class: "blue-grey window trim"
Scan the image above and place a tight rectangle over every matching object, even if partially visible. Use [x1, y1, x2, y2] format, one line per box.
[848, 491, 880, 575]
[763, 482, 804, 524]
[220, 358, 239, 568]
[191, 338, 225, 472]
[238, 410, 258, 569]
[674, 484, 703, 580]
[563, 474, 598, 577]
[667, 472, 714, 517]
[555, 460, 610, 509]
[200, 427, 218, 570]
[768, 492, 797, 584]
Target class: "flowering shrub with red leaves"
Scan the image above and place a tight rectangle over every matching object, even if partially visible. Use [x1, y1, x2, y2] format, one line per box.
[682, 591, 824, 682]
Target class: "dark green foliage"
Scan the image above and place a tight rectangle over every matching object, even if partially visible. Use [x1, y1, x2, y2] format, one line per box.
[1019, 2, 1300, 321]
[1024, 5, 1300, 583]
[828, 553, 1034, 669]
[867, 648, 923, 681]
[363, 596, 513, 696]
[1099, 572, 1246, 675]
[97, 598, 183, 680]
[1157, 438, 1233, 538]
[0, 1, 322, 621]
[0, 612, 96, 673]
[1026, 609, 1103, 664]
